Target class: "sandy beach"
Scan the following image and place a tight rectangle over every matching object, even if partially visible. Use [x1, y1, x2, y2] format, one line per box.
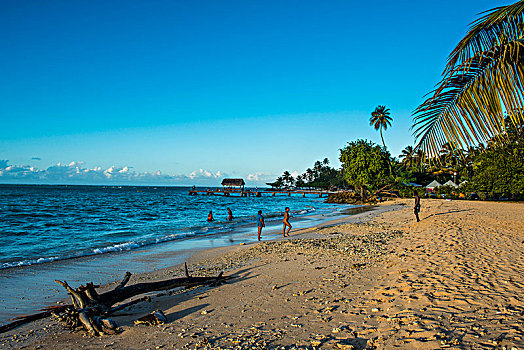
[1, 198, 523, 349]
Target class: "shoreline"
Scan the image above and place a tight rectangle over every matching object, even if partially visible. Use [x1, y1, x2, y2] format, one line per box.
[0, 202, 360, 324]
[2, 199, 523, 349]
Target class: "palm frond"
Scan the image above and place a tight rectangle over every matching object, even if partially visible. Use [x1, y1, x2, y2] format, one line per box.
[412, 1, 524, 158]
[446, 0, 524, 73]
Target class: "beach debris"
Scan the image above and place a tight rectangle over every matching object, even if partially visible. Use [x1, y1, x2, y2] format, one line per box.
[334, 341, 355, 350]
[134, 310, 167, 326]
[21, 263, 233, 336]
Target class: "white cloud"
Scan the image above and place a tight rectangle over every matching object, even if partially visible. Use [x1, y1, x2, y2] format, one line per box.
[0, 160, 273, 186]
[246, 172, 273, 183]
[0, 160, 187, 185]
[188, 169, 223, 180]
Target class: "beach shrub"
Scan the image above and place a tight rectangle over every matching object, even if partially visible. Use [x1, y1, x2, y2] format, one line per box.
[469, 123, 524, 199]
[339, 139, 392, 199]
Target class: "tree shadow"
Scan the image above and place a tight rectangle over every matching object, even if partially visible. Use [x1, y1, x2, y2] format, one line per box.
[112, 265, 258, 326]
[424, 209, 472, 218]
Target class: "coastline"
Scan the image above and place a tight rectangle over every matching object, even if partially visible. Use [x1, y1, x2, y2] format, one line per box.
[0, 202, 356, 324]
[2, 199, 523, 349]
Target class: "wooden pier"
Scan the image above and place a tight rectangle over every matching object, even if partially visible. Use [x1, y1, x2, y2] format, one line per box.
[188, 189, 331, 198]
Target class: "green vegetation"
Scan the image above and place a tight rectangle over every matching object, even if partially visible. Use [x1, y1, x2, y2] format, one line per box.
[339, 140, 392, 200]
[412, 1, 524, 158]
[268, 121, 523, 201]
[268, 2, 523, 202]
[468, 120, 524, 198]
[267, 158, 343, 190]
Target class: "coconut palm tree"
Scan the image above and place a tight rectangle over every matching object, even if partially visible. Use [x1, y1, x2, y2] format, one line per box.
[281, 171, 294, 188]
[399, 145, 415, 168]
[412, 1, 524, 158]
[370, 105, 392, 149]
[305, 168, 314, 182]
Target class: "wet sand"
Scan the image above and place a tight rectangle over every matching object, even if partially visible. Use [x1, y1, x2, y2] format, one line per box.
[1, 199, 523, 349]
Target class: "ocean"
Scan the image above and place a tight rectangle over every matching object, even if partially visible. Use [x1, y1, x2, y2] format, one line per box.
[0, 184, 345, 270]
[0, 184, 352, 323]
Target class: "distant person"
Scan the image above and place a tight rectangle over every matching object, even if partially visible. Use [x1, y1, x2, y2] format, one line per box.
[227, 208, 233, 221]
[207, 210, 214, 222]
[256, 210, 265, 241]
[283, 207, 292, 237]
[414, 191, 421, 222]
[192, 185, 196, 191]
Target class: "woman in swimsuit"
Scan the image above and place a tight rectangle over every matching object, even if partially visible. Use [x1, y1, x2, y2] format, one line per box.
[256, 210, 265, 241]
[283, 207, 292, 237]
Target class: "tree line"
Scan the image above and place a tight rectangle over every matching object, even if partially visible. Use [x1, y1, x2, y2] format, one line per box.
[268, 1, 524, 201]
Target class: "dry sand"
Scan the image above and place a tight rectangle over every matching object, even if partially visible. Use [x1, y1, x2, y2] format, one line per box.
[1, 199, 523, 349]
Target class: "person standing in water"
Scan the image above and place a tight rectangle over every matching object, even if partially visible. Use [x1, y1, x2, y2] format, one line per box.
[207, 210, 214, 222]
[227, 208, 233, 221]
[256, 210, 265, 241]
[414, 191, 421, 222]
[283, 207, 292, 237]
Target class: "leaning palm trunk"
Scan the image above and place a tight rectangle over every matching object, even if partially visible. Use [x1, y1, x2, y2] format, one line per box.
[412, 1, 524, 158]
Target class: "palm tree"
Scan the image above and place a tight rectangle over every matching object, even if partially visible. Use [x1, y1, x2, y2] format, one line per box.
[313, 161, 323, 178]
[414, 150, 427, 172]
[370, 105, 392, 149]
[439, 143, 453, 166]
[412, 1, 524, 158]
[399, 145, 414, 168]
[305, 168, 314, 182]
[295, 174, 305, 189]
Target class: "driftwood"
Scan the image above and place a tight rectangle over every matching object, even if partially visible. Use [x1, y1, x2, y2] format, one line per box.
[0, 263, 230, 336]
[0, 305, 71, 333]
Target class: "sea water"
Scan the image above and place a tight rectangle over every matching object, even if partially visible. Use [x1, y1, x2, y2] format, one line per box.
[0, 184, 346, 269]
[0, 184, 351, 323]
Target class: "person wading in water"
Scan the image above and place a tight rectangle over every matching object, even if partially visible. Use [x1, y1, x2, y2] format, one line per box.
[283, 207, 292, 237]
[256, 210, 265, 241]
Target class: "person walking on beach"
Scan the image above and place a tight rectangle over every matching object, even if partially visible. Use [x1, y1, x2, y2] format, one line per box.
[207, 210, 214, 222]
[414, 191, 421, 222]
[256, 210, 265, 241]
[283, 207, 292, 237]
[227, 208, 233, 221]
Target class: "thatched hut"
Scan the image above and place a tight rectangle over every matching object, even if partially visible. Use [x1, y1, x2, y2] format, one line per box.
[221, 178, 245, 191]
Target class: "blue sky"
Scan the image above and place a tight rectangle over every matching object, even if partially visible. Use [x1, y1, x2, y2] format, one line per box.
[0, 0, 510, 185]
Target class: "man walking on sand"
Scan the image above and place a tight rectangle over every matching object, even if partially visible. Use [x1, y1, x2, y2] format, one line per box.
[283, 207, 292, 237]
[256, 210, 265, 241]
[414, 191, 421, 222]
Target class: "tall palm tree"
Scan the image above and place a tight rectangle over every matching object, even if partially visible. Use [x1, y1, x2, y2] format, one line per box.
[305, 168, 314, 182]
[370, 105, 392, 148]
[399, 145, 414, 168]
[281, 171, 294, 188]
[412, 1, 524, 158]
